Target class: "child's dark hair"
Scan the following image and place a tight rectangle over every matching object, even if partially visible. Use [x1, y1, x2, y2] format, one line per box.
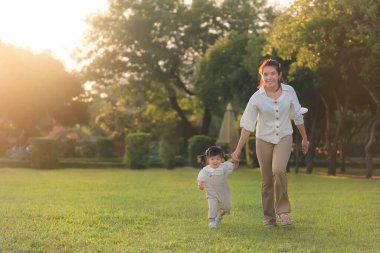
[197, 146, 228, 166]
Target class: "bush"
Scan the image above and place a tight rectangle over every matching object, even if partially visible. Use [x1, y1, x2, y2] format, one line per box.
[187, 135, 214, 167]
[96, 138, 115, 158]
[30, 137, 58, 169]
[174, 155, 186, 167]
[159, 138, 176, 169]
[57, 139, 76, 157]
[77, 142, 96, 158]
[123, 133, 151, 169]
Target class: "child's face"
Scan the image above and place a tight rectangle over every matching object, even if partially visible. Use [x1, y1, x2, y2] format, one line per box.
[207, 155, 223, 169]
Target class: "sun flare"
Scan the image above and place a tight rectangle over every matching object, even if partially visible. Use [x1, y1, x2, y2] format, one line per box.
[0, 0, 293, 70]
[0, 0, 107, 70]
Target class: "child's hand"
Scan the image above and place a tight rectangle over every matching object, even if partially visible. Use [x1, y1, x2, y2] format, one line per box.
[232, 159, 239, 169]
[198, 181, 205, 191]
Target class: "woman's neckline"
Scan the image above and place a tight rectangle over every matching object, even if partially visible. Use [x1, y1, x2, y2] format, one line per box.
[264, 84, 283, 100]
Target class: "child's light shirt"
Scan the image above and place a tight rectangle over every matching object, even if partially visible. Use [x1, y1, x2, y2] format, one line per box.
[197, 161, 234, 182]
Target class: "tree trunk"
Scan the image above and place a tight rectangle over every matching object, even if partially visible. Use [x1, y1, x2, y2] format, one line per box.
[321, 95, 336, 175]
[365, 152, 373, 179]
[328, 144, 337, 176]
[362, 84, 380, 179]
[201, 108, 212, 135]
[340, 142, 346, 173]
[306, 115, 318, 174]
[323, 94, 347, 176]
[164, 82, 198, 136]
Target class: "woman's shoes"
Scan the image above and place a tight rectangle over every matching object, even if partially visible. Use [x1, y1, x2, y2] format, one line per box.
[278, 213, 293, 226]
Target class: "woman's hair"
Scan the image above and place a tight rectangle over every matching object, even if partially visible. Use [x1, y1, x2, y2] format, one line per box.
[258, 59, 285, 88]
[197, 146, 228, 166]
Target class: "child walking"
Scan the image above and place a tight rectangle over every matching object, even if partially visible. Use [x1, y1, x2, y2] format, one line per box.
[197, 146, 239, 228]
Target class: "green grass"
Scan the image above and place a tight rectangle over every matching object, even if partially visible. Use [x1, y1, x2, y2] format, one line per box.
[0, 167, 379, 253]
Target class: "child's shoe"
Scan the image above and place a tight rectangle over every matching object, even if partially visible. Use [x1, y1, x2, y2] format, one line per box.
[215, 214, 223, 225]
[208, 221, 217, 228]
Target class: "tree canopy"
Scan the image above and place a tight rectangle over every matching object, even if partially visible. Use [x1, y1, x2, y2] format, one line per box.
[77, 0, 275, 139]
[0, 42, 86, 144]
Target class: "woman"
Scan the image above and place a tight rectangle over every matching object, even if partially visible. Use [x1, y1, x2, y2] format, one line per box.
[231, 59, 309, 227]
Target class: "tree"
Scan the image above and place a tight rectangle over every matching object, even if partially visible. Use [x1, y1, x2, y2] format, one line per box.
[266, 0, 380, 176]
[195, 32, 265, 132]
[77, 0, 274, 140]
[0, 42, 85, 145]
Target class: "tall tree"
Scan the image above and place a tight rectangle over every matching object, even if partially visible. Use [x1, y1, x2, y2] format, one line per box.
[0, 42, 85, 145]
[266, 0, 380, 175]
[78, 0, 274, 139]
[195, 32, 265, 131]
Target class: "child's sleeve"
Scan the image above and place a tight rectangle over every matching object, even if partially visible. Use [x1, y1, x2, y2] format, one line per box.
[197, 169, 207, 182]
[221, 161, 234, 175]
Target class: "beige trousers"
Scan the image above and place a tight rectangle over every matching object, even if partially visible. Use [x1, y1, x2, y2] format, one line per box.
[256, 135, 292, 224]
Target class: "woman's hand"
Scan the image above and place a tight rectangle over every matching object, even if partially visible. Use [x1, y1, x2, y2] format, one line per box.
[230, 150, 241, 163]
[301, 139, 309, 154]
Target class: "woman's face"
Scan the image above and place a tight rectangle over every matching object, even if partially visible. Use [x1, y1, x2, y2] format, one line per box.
[262, 66, 280, 89]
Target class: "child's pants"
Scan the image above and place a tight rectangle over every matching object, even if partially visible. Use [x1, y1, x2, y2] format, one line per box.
[208, 196, 231, 219]
[205, 174, 231, 219]
[256, 135, 292, 224]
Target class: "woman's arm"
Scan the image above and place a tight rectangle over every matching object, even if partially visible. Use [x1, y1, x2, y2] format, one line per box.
[296, 124, 309, 154]
[231, 128, 251, 161]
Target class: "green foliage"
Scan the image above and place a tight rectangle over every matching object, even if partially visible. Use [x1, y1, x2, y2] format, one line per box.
[77, 142, 97, 158]
[0, 168, 379, 252]
[29, 137, 58, 169]
[96, 138, 115, 158]
[187, 135, 214, 167]
[196, 32, 261, 115]
[266, 0, 380, 175]
[79, 0, 274, 137]
[123, 133, 151, 169]
[57, 139, 76, 158]
[159, 138, 176, 169]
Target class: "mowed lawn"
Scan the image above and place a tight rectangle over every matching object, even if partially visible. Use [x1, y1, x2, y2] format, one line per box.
[0, 167, 379, 253]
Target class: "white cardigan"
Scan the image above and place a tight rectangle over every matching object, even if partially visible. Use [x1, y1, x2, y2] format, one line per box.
[240, 83, 307, 144]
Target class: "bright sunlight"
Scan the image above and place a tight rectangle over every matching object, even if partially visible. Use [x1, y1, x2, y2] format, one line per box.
[0, 0, 293, 71]
[0, 0, 107, 70]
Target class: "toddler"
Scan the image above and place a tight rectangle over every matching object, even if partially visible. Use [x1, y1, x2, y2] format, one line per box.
[197, 146, 239, 228]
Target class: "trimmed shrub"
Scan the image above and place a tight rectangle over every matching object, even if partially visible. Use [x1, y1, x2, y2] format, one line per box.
[96, 138, 114, 158]
[123, 133, 151, 169]
[245, 137, 258, 168]
[30, 137, 58, 169]
[77, 141, 96, 158]
[174, 155, 186, 167]
[159, 138, 176, 169]
[57, 139, 76, 157]
[187, 135, 214, 167]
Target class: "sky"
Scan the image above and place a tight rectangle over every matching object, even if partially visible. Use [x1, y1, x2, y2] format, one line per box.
[0, 0, 293, 71]
[0, 0, 108, 70]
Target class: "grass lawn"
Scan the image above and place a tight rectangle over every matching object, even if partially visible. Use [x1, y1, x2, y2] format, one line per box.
[0, 167, 379, 253]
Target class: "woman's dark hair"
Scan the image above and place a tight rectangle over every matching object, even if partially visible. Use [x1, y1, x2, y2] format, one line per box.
[197, 146, 228, 166]
[258, 59, 285, 88]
